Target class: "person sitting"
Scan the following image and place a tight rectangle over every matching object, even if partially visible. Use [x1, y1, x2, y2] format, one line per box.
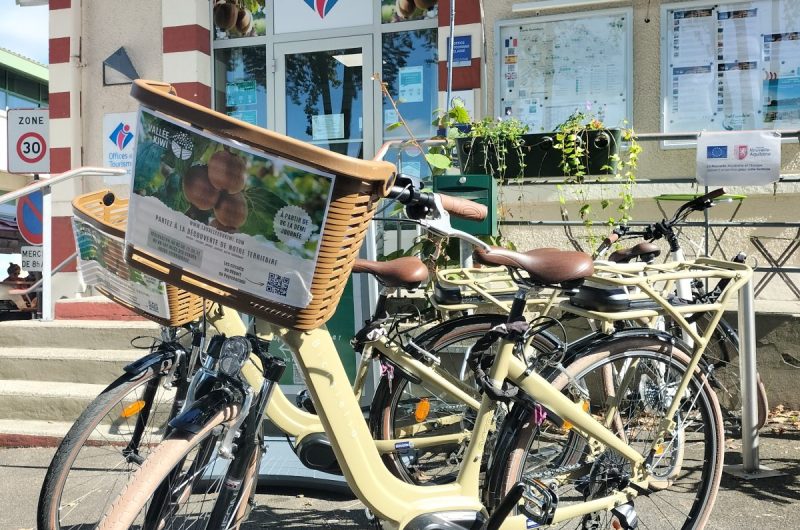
[2, 263, 37, 309]
[3, 263, 24, 283]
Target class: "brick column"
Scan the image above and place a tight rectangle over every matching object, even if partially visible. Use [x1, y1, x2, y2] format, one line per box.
[162, 0, 212, 106]
[48, 0, 82, 272]
[438, 0, 483, 118]
[48, 0, 82, 174]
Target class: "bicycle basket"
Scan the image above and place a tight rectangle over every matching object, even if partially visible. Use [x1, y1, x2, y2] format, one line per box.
[72, 189, 206, 326]
[123, 80, 396, 331]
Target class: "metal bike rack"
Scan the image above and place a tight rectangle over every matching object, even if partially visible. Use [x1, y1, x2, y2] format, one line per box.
[723, 277, 785, 480]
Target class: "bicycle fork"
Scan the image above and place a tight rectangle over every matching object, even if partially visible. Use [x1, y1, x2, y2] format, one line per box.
[207, 357, 286, 530]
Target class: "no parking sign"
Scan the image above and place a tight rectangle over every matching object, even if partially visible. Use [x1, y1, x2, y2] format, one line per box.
[16, 189, 43, 245]
[7, 109, 50, 174]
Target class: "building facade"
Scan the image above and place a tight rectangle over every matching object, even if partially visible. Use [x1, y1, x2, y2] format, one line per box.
[48, 0, 800, 303]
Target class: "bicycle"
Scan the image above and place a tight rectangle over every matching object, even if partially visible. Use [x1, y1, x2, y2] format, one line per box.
[592, 188, 769, 432]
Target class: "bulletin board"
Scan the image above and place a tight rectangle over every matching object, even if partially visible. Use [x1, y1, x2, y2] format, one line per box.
[662, 0, 800, 139]
[495, 8, 633, 132]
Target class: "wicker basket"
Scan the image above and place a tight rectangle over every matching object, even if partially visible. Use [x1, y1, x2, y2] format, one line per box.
[72, 189, 206, 327]
[124, 80, 396, 331]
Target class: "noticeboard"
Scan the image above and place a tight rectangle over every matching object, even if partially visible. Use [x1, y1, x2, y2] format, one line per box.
[496, 8, 633, 132]
[662, 0, 800, 143]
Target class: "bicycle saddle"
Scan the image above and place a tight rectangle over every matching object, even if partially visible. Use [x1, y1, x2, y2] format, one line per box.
[352, 257, 429, 289]
[608, 242, 661, 264]
[472, 247, 594, 286]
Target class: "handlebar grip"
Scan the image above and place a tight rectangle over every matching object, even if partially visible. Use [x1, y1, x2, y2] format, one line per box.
[438, 193, 488, 221]
[685, 188, 726, 212]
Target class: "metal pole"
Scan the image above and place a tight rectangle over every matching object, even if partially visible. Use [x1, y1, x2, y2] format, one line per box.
[446, 0, 455, 110]
[725, 275, 782, 479]
[42, 185, 53, 321]
[737, 277, 759, 471]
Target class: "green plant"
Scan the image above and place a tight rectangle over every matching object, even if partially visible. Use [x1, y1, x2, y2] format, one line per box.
[461, 117, 529, 181]
[553, 111, 640, 247]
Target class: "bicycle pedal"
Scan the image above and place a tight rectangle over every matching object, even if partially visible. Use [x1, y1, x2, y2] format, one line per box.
[519, 478, 557, 526]
[611, 501, 638, 530]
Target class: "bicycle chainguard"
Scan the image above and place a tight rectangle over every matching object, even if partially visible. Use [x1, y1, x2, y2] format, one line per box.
[519, 478, 558, 526]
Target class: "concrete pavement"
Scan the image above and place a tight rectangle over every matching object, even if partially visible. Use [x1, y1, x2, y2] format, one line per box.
[2, 433, 799, 529]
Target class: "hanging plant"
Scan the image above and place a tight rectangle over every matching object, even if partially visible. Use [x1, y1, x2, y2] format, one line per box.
[553, 111, 640, 248]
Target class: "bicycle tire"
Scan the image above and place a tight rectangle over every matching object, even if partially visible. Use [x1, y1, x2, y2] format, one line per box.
[491, 335, 724, 529]
[370, 314, 561, 485]
[38, 359, 179, 530]
[97, 407, 239, 530]
[677, 313, 768, 431]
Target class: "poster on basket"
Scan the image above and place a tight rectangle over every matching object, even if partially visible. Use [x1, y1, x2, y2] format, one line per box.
[126, 108, 335, 308]
[72, 217, 171, 320]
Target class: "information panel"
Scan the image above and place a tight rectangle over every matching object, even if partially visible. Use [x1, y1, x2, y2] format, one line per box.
[496, 9, 633, 132]
[663, 0, 800, 136]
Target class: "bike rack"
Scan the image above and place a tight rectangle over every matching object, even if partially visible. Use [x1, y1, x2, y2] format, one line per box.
[724, 277, 785, 480]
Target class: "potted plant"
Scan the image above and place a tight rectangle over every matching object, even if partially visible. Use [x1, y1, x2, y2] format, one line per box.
[455, 116, 622, 181]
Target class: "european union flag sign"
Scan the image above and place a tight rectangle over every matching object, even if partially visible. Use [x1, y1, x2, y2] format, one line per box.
[707, 146, 728, 159]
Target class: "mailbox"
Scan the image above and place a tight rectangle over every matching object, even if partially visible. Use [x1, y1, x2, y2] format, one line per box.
[433, 174, 498, 236]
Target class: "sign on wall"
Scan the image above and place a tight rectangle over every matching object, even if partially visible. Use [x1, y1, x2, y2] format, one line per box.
[663, 0, 800, 136]
[7, 109, 49, 174]
[103, 112, 138, 184]
[696, 130, 781, 185]
[496, 9, 633, 132]
[21, 245, 43, 272]
[274, 0, 373, 34]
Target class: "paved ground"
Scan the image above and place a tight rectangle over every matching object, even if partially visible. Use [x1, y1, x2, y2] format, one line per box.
[2, 431, 799, 529]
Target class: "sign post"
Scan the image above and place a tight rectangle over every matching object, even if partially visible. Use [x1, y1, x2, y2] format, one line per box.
[7, 109, 50, 174]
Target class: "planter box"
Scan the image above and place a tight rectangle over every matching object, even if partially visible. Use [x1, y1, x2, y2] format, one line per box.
[455, 129, 622, 179]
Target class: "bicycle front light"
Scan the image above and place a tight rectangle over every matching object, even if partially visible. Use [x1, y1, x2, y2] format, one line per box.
[218, 336, 251, 377]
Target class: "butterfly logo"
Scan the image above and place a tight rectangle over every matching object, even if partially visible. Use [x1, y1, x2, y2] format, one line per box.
[303, 0, 339, 18]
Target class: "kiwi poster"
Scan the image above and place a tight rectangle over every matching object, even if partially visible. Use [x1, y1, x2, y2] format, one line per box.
[126, 108, 335, 308]
[73, 217, 171, 319]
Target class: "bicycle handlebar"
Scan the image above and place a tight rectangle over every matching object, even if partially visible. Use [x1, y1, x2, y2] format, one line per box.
[387, 185, 488, 222]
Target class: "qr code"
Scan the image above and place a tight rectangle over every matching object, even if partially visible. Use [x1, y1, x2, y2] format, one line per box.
[266, 272, 290, 297]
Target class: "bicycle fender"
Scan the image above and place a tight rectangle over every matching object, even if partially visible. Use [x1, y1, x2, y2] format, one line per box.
[123, 349, 176, 375]
[168, 388, 236, 435]
[561, 328, 686, 366]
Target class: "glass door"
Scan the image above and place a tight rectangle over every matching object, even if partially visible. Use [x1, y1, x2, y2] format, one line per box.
[274, 36, 374, 389]
[275, 36, 374, 158]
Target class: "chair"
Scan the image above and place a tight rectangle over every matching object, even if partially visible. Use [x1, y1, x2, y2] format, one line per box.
[750, 228, 800, 299]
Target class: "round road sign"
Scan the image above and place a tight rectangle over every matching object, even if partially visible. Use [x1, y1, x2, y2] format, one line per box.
[16, 190, 44, 245]
[16, 132, 47, 164]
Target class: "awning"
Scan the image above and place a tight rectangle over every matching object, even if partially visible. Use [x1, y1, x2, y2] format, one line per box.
[0, 204, 22, 254]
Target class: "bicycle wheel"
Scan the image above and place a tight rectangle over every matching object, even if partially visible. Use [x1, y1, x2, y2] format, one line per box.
[689, 313, 768, 432]
[97, 407, 239, 530]
[492, 335, 724, 529]
[38, 359, 180, 530]
[370, 314, 560, 485]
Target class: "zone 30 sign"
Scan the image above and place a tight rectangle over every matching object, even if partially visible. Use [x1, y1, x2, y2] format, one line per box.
[7, 109, 50, 174]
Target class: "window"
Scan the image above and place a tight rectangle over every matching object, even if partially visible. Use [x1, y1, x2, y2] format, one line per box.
[214, 46, 267, 127]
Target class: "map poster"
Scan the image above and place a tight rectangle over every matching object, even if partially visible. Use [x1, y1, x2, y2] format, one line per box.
[498, 10, 631, 132]
[73, 217, 171, 320]
[127, 108, 335, 308]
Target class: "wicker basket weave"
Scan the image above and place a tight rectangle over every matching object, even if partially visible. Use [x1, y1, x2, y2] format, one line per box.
[125, 80, 396, 331]
[72, 189, 206, 327]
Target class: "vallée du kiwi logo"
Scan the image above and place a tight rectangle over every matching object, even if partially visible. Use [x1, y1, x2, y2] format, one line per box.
[144, 120, 193, 160]
[170, 131, 194, 160]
